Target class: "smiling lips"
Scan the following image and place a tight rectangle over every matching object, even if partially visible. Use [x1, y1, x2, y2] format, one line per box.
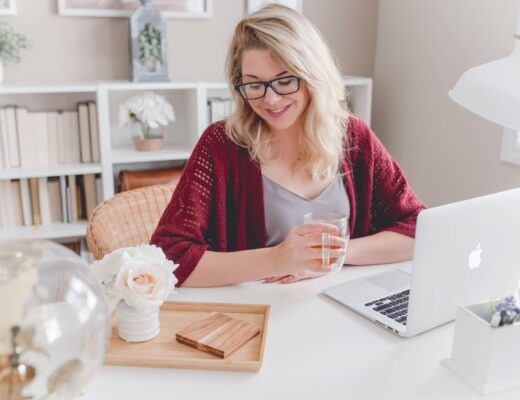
[265, 104, 291, 117]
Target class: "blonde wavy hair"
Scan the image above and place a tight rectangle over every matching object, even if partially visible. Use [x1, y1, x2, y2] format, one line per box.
[225, 4, 349, 182]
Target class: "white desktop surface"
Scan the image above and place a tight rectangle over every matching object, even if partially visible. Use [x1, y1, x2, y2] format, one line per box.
[82, 262, 520, 400]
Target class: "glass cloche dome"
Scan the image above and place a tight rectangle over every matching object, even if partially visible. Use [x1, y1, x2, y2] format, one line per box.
[0, 240, 110, 400]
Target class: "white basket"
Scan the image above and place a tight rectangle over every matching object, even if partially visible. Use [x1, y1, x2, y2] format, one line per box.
[442, 301, 520, 395]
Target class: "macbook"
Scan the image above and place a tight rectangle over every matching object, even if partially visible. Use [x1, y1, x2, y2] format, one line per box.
[322, 188, 520, 337]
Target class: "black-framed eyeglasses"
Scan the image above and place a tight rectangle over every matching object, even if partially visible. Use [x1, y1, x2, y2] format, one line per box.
[235, 75, 302, 100]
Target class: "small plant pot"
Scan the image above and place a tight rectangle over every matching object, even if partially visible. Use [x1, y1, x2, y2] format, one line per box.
[442, 301, 520, 395]
[116, 301, 160, 342]
[132, 136, 164, 152]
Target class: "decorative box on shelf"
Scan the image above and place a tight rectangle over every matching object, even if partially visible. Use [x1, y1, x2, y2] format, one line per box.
[442, 301, 520, 395]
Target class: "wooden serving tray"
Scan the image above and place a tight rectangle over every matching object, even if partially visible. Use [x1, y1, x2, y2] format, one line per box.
[104, 301, 270, 372]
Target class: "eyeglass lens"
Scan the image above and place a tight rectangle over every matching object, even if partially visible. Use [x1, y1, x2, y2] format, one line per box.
[239, 76, 299, 99]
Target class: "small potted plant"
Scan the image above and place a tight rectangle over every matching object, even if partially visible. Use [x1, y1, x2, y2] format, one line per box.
[443, 293, 520, 394]
[91, 244, 178, 342]
[118, 91, 175, 151]
[0, 22, 29, 84]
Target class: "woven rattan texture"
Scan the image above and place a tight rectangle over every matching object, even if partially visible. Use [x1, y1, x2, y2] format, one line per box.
[87, 184, 175, 260]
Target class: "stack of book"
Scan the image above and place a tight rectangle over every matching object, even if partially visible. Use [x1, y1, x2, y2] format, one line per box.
[0, 101, 100, 169]
[207, 97, 234, 125]
[0, 174, 102, 228]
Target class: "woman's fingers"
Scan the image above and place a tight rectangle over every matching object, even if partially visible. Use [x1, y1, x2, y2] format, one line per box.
[303, 233, 346, 248]
[305, 260, 341, 273]
[292, 222, 339, 236]
[264, 275, 288, 283]
[280, 269, 328, 283]
[306, 247, 346, 259]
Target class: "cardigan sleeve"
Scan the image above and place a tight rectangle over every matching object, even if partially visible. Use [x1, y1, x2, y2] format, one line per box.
[350, 117, 426, 238]
[150, 122, 227, 286]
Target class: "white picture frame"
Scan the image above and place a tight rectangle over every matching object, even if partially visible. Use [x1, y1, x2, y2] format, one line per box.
[247, 0, 302, 14]
[0, 0, 17, 15]
[57, 0, 212, 19]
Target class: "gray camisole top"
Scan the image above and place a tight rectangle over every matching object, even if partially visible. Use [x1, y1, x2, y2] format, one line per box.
[262, 175, 350, 247]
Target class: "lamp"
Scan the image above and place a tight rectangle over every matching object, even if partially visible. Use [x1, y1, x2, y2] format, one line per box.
[449, 8, 520, 131]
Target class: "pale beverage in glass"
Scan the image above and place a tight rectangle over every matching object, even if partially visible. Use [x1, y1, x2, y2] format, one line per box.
[303, 212, 349, 273]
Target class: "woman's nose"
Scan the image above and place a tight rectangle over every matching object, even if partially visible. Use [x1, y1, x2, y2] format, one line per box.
[262, 86, 282, 104]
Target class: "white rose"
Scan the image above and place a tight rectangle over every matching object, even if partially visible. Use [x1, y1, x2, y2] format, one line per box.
[114, 259, 176, 310]
[91, 245, 178, 310]
[92, 249, 133, 302]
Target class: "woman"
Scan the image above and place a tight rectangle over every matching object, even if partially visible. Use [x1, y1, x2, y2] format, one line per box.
[151, 4, 425, 287]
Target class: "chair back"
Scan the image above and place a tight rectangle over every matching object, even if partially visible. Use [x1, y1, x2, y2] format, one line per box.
[87, 184, 175, 260]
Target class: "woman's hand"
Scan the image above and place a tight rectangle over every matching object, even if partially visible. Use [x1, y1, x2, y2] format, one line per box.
[271, 222, 346, 276]
[264, 269, 329, 284]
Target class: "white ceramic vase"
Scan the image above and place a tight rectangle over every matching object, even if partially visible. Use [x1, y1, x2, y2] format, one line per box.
[0, 60, 4, 84]
[116, 301, 160, 342]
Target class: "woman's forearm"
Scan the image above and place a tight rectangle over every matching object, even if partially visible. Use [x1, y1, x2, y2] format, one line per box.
[183, 231, 413, 286]
[345, 231, 414, 265]
[182, 247, 279, 287]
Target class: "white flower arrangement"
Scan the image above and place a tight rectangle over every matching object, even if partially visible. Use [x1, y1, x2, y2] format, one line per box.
[118, 91, 175, 139]
[91, 244, 178, 311]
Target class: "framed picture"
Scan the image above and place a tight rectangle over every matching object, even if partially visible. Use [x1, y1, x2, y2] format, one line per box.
[57, 0, 212, 19]
[0, 0, 16, 15]
[247, 0, 302, 14]
[130, 4, 169, 82]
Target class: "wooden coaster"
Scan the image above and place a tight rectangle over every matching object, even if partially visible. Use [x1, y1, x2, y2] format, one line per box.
[175, 311, 260, 358]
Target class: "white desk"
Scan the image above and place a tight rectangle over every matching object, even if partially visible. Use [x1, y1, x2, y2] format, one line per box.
[82, 263, 520, 400]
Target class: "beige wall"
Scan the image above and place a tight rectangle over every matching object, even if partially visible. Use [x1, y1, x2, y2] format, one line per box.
[1, 0, 378, 83]
[373, 0, 520, 206]
[305, 0, 378, 77]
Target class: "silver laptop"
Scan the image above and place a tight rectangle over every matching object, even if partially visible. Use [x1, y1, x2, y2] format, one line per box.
[323, 188, 520, 338]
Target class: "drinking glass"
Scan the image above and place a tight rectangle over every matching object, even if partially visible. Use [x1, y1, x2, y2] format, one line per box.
[303, 212, 349, 273]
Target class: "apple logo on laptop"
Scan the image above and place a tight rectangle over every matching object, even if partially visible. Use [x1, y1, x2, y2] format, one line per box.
[468, 243, 482, 270]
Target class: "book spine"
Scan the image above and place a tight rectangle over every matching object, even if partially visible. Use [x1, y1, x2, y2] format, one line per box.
[4, 106, 20, 167]
[19, 178, 33, 226]
[28, 177, 41, 225]
[47, 111, 60, 165]
[59, 175, 67, 223]
[0, 181, 13, 227]
[10, 180, 24, 226]
[38, 176, 52, 225]
[78, 103, 92, 163]
[83, 174, 98, 219]
[0, 109, 8, 170]
[33, 112, 49, 167]
[88, 101, 100, 162]
[47, 177, 63, 223]
[16, 108, 34, 168]
[67, 175, 78, 222]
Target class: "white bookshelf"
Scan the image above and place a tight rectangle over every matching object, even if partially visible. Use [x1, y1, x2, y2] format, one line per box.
[0, 76, 372, 242]
[111, 145, 193, 164]
[1, 221, 88, 240]
[0, 163, 102, 180]
[344, 76, 373, 127]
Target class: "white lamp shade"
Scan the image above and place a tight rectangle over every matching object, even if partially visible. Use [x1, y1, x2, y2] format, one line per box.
[449, 46, 520, 132]
[450, 4, 520, 133]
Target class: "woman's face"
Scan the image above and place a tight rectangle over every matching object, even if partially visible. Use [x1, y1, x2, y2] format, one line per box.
[240, 49, 309, 133]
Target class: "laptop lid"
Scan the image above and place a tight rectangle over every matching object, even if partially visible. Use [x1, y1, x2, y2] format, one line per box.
[405, 188, 520, 336]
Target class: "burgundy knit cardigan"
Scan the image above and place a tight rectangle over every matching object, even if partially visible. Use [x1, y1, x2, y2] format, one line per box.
[151, 116, 426, 286]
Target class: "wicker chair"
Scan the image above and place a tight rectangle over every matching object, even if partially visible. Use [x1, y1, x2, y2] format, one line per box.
[87, 184, 175, 260]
